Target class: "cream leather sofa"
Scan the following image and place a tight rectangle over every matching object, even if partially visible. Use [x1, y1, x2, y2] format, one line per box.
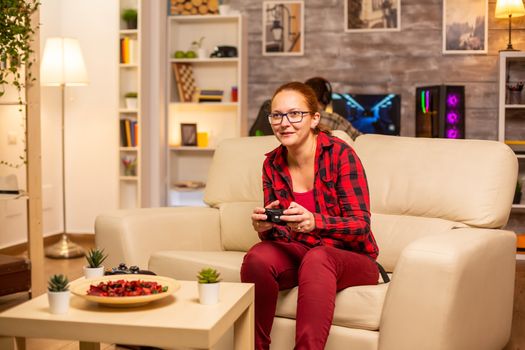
[96, 132, 518, 350]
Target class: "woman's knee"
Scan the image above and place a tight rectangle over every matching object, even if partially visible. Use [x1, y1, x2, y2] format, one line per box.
[299, 246, 336, 273]
[240, 242, 275, 282]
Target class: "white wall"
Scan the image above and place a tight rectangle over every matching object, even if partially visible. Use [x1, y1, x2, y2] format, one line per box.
[40, 0, 119, 237]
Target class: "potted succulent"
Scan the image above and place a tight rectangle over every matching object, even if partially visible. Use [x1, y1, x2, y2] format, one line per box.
[124, 92, 138, 110]
[121, 8, 138, 30]
[197, 267, 221, 305]
[84, 248, 108, 278]
[47, 274, 70, 314]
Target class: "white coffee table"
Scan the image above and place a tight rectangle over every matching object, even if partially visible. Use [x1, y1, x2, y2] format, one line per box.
[0, 280, 254, 350]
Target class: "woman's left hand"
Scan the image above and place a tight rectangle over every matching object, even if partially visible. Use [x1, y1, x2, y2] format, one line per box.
[282, 202, 315, 233]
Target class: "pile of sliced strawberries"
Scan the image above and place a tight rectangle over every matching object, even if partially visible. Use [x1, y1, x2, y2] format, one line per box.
[87, 280, 168, 297]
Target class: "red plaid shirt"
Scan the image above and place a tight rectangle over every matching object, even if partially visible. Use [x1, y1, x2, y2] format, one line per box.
[260, 132, 379, 259]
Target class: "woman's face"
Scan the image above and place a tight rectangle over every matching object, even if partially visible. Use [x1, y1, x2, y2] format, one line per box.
[270, 90, 320, 148]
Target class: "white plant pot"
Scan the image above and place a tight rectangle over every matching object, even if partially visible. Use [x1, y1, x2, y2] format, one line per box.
[219, 4, 231, 15]
[125, 97, 138, 110]
[197, 48, 208, 59]
[83, 266, 105, 279]
[48, 291, 70, 314]
[198, 283, 220, 305]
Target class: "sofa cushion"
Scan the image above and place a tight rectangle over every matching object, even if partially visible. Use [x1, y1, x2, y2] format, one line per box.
[353, 134, 517, 228]
[148, 249, 388, 331]
[276, 283, 388, 331]
[148, 250, 246, 282]
[372, 213, 467, 272]
[220, 202, 261, 252]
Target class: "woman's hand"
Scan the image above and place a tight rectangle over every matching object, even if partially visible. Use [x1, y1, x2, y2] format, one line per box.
[252, 200, 280, 232]
[282, 202, 315, 233]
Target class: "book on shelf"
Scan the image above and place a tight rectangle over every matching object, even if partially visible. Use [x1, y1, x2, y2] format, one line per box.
[198, 89, 223, 103]
[120, 119, 139, 147]
[120, 37, 137, 64]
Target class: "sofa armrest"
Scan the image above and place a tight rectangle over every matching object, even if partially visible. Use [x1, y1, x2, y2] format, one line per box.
[379, 228, 516, 350]
[95, 207, 221, 269]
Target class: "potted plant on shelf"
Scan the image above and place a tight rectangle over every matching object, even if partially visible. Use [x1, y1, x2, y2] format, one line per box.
[47, 274, 70, 314]
[191, 37, 207, 59]
[121, 8, 138, 30]
[84, 248, 108, 278]
[197, 267, 221, 305]
[124, 92, 138, 110]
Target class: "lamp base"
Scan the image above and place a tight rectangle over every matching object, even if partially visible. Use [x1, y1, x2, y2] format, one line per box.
[44, 233, 85, 259]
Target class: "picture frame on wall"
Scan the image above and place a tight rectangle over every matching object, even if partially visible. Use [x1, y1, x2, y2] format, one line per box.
[180, 123, 197, 146]
[344, 0, 401, 32]
[262, 1, 304, 56]
[443, 0, 487, 54]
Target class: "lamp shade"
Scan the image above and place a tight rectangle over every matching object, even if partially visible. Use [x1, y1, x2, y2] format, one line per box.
[495, 0, 525, 18]
[41, 37, 89, 86]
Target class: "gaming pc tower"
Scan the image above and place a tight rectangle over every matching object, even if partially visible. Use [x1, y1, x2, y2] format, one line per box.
[415, 85, 465, 139]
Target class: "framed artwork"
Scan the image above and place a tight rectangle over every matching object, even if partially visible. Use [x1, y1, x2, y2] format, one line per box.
[344, 0, 400, 32]
[180, 123, 197, 146]
[443, 0, 487, 54]
[262, 1, 304, 56]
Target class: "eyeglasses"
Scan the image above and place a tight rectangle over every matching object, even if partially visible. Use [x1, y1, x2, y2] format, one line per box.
[267, 111, 310, 125]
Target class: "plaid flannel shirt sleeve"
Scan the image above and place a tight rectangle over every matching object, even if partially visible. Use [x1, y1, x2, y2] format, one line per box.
[313, 146, 372, 245]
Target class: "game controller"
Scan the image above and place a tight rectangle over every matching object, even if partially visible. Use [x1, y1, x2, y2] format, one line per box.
[105, 263, 156, 276]
[265, 208, 285, 225]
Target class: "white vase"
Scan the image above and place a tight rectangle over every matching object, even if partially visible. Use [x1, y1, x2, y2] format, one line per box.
[83, 266, 105, 279]
[219, 4, 230, 15]
[48, 291, 70, 314]
[125, 97, 138, 110]
[198, 48, 208, 59]
[198, 283, 220, 305]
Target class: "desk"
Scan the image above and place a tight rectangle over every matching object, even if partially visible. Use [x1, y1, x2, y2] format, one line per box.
[0, 280, 254, 350]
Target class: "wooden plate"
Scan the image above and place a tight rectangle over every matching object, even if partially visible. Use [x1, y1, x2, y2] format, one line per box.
[70, 274, 180, 307]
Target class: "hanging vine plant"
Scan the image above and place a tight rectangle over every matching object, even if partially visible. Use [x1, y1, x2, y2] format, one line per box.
[0, 0, 40, 168]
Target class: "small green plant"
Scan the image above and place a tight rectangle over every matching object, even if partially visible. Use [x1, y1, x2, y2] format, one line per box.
[197, 267, 221, 284]
[48, 274, 69, 292]
[125, 92, 138, 98]
[191, 36, 205, 50]
[85, 248, 108, 268]
[121, 8, 138, 23]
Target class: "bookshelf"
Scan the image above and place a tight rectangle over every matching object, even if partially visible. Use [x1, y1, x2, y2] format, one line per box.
[166, 14, 247, 206]
[498, 52, 525, 240]
[118, 0, 142, 209]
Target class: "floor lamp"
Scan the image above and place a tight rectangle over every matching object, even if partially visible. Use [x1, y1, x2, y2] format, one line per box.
[495, 0, 525, 51]
[41, 37, 88, 258]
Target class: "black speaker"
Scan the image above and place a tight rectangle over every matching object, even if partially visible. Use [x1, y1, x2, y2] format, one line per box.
[415, 85, 465, 139]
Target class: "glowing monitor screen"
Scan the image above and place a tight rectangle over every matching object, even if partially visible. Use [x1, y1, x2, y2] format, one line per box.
[331, 93, 401, 135]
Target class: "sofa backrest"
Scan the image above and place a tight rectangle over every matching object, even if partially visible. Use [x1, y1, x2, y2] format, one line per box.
[353, 134, 517, 229]
[204, 133, 517, 271]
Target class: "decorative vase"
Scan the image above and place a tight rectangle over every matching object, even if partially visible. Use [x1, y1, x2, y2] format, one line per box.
[198, 283, 220, 305]
[125, 97, 138, 110]
[48, 291, 70, 314]
[198, 48, 208, 59]
[219, 4, 231, 15]
[83, 266, 105, 279]
[509, 90, 523, 105]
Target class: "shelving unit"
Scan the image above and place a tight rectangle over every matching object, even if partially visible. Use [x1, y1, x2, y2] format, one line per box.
[166, 14, 247, 206]
[118, 0, 142, 209]
[498, 52, 525, 238]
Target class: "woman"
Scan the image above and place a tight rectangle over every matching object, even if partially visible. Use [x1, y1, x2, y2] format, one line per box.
[240, 82, 379, 350]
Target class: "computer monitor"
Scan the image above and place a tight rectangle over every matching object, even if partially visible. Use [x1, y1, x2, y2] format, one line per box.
[331, 93, 401, 135]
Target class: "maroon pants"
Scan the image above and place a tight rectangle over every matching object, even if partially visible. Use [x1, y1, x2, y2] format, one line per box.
[240, 241, 379, 350]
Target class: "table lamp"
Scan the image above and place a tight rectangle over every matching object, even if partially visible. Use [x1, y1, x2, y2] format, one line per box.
[41, 37, 88, 258]
[495, 0, 525, 51]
